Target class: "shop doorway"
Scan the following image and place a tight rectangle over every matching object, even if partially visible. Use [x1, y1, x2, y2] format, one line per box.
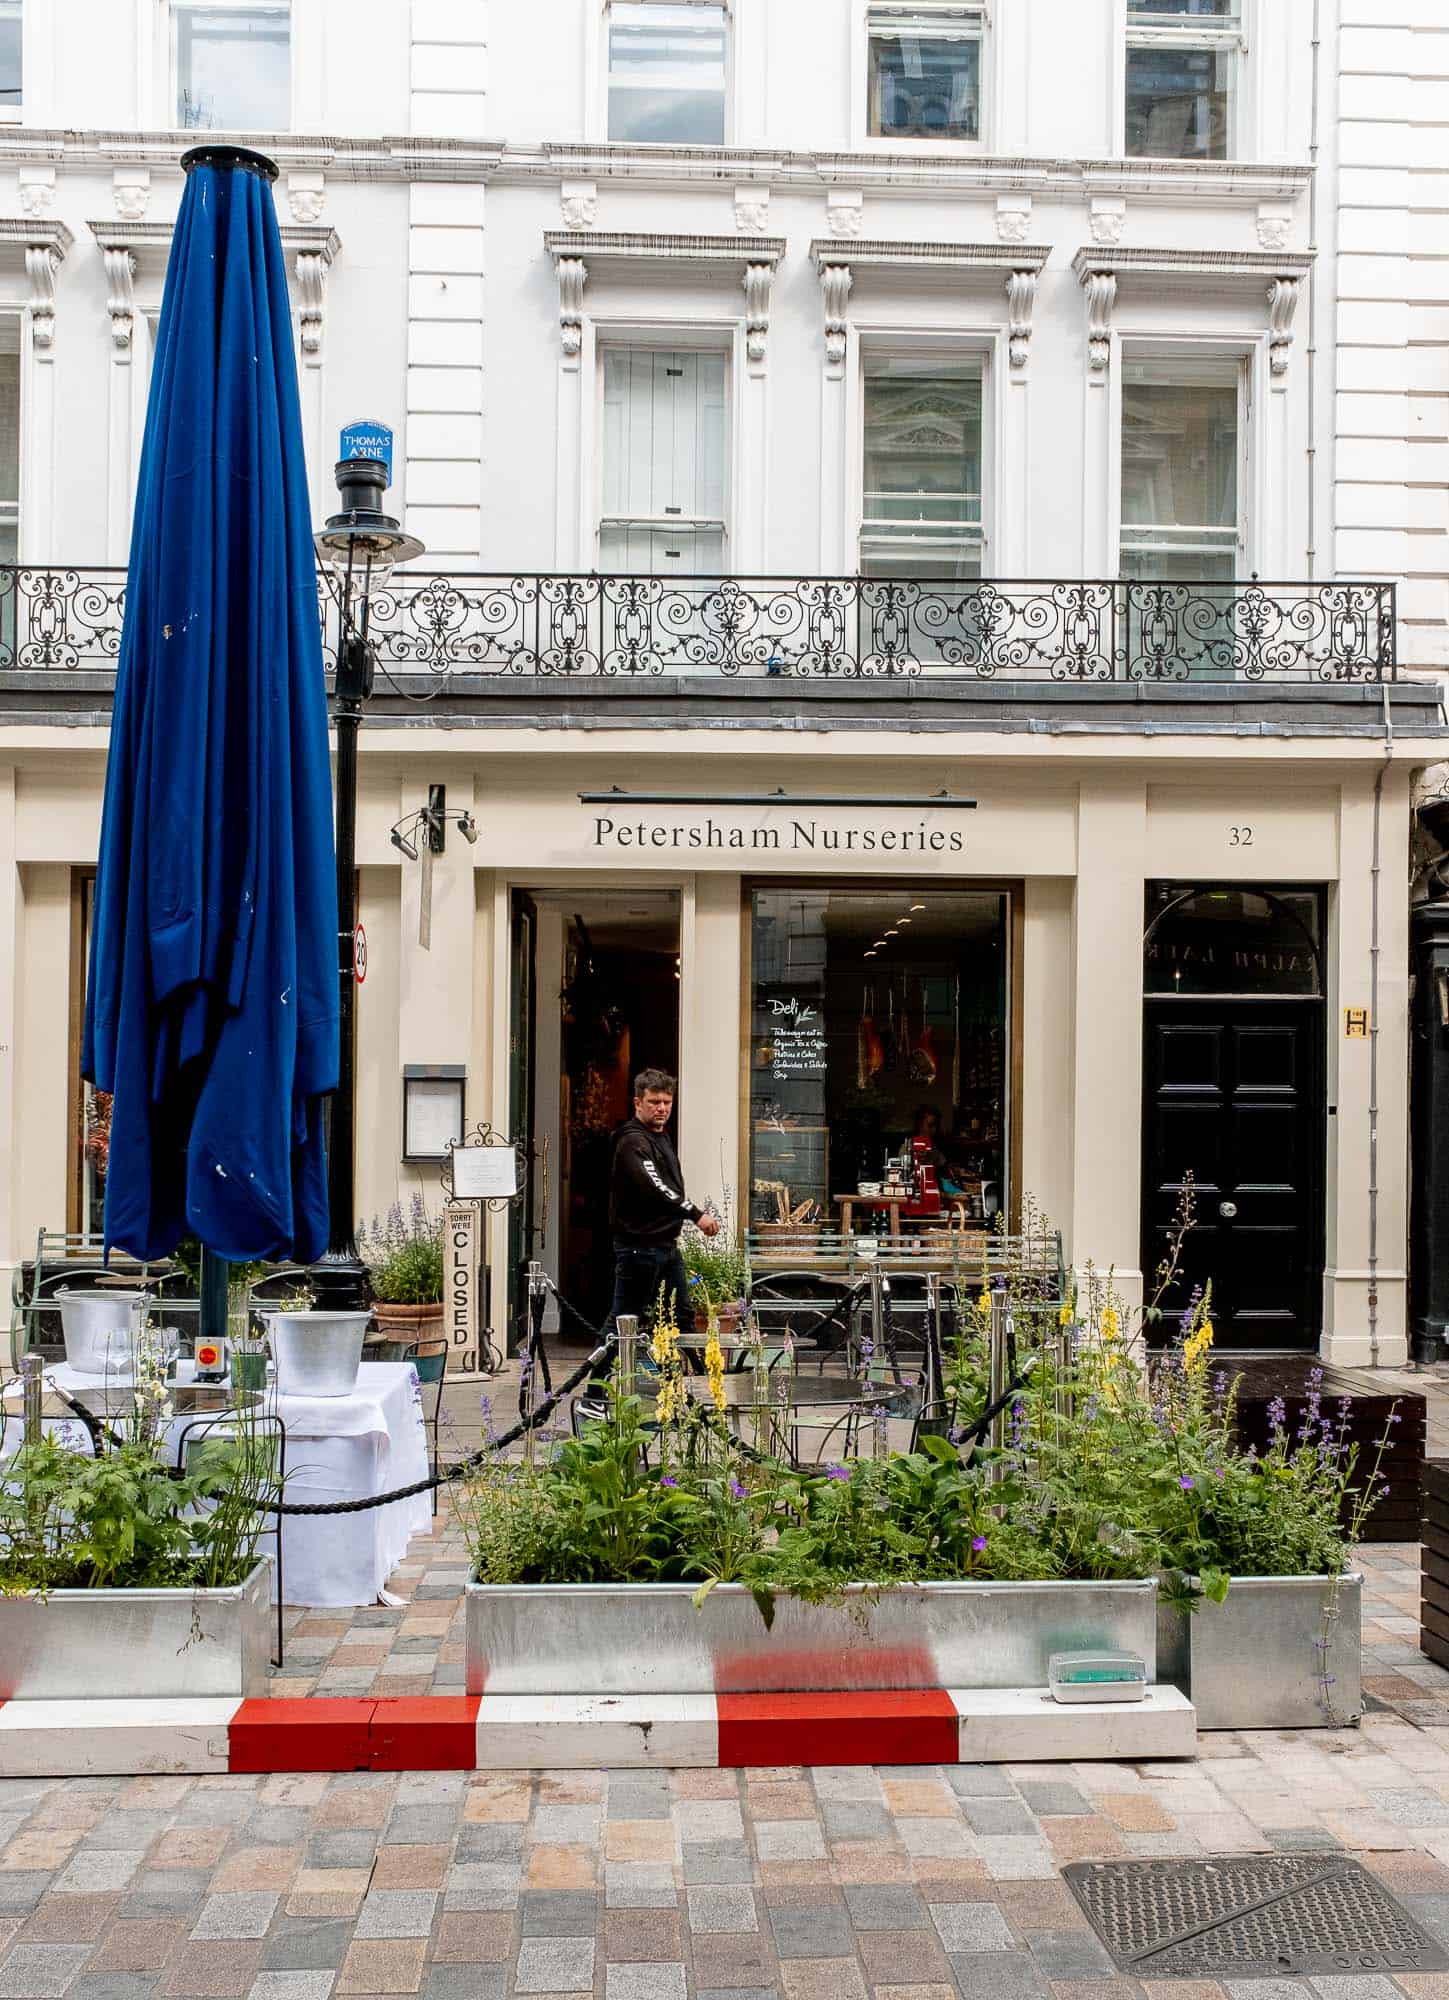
[509, 888, 681, 1340]
[1141, 886, 1326, 1350]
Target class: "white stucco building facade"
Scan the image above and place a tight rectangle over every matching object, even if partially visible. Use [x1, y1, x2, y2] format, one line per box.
[0, 0, 1446, 1369]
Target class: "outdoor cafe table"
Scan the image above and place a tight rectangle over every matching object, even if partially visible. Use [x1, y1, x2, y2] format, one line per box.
[2, 1360, 431, 1608]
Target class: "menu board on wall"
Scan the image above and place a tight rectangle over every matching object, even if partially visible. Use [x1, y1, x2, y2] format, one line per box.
[766, 998, 827, 1081]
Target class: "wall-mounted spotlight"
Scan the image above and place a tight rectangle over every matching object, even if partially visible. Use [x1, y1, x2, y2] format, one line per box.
[389, 784, 482, 862]
[390, 826, 419, 862]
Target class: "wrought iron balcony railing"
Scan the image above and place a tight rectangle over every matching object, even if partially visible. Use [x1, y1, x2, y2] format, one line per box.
[0, 567, 1396, 683]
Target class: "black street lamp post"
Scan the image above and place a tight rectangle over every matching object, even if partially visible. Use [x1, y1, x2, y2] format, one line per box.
[310, 458, 425, 1313]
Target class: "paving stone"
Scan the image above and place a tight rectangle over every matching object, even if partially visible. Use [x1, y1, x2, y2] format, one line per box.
[673, 1802, 744, 1844]
[944, 1767, 1019, 1799]
[768, 1903, 854, 1957]
[302, 1835, 377, 1872]
[1307, 1978, 1408, 1998]
[520, 1889, 598, 1936]
[1023, 1927, 1119, 1977]
[604, 1866, 677, 1911]
[376, 1809, 439, 1849]
[0, 1942, 91, 1997]
[605, 1780, 671, 1823]
[247, 1979, 338, 2000]
[439, 1865, 521, 1913]
[0, 1872, 52, 1913]
[601, 1911, 683, 1961]
[22, 1892, 120, 1941]
[962, 1798, 1039, 1837]
[258, 1920, 357, 1972]
[946, 1950, 1051, 1998]
[531, 1804, 601, 1845]
[603, 1967, 687, 2000]
[842, 1883, 928, 1929]
[754, 1820, 827, 1863]
[776, 1959, 868, 2000]
[351, 1891, 436, 1940]
[931, 1900, 1015, 1952]
[69, 1977, 163, 2000]
[157, 1939, 264, 1996]
[82, 1815, 175, 1852]
[452, 1823, 523, 1864]
[120, 1872, 213, 1920]
[190, 1894, 280, 1941]
[513, 1935, 595, 1994]
[686, 1886, 758, 1933]
[242, 1813, 311, 1849]
[681, 1843, 754, 1886]
[419, 1970, 504, 2000]
[820, 1801, 892, 1841]
[56, 1852, 146, 1893]
[334, 1939, 425, 1996]
[1017, 1782, 1092, 1818]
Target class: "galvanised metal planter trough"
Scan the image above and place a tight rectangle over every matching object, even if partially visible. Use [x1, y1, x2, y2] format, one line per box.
[1156, 1573, 1362, 1730]
[0, 1558, 273, 1702]
[466, 1577, 1159, 1696]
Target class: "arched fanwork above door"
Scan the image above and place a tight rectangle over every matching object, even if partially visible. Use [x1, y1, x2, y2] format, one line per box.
[1144, 884, 1324, 999]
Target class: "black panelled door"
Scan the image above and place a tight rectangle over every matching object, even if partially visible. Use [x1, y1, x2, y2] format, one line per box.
[1142, 999, 1323, 1349]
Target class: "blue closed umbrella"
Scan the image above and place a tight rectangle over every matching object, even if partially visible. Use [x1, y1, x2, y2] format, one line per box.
[82, 145, 339, 1265]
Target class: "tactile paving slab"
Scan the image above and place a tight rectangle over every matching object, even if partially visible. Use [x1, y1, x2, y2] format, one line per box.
[1063, 1853, 1449, 1980]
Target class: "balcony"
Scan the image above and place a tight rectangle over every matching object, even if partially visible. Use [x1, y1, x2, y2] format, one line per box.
[0, 566, 1396, 683]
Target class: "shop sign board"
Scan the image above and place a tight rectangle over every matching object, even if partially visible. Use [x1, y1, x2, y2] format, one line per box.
[339, 419, 394, 486]
[443, 1200, 479, 1375]
[764, 996, 827, 1080]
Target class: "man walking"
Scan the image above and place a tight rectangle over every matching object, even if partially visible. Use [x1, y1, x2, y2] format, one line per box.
[608, 1067, 718, 1341]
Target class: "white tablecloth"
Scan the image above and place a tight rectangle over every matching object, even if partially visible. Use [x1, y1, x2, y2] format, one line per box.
[4, 1360, 432, 1609]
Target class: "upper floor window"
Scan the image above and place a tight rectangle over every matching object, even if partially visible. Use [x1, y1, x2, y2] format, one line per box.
[0, 2, 21, 111]
[607, 2, 727, 145]
[1120, 355, 1242, 581]
[174, 0, 291, 131]
[860, 356, 984, 579]
[600, 348, 727, 573]
[1125, 0, 1241, 160]
[867, 5, 982, 143]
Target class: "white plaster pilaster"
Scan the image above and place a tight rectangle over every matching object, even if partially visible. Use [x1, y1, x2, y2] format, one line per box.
[679, 874, 742, 1219]
[0, 765, 16, 1279]
[817, 260, 852, 570]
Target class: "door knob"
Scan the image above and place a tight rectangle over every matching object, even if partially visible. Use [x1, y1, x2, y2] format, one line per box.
[1218, 1200, 1237, 1219]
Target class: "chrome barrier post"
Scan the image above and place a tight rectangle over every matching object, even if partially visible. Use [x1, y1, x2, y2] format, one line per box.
[21, 1351, 40, 1449]
[616, 1314, 638, 1400]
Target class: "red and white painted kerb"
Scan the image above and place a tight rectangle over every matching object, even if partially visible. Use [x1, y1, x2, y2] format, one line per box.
[0, 1686, 1195, 1776]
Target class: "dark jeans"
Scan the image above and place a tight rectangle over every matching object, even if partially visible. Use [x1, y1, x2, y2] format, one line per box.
[607, 1241, 691, 1358]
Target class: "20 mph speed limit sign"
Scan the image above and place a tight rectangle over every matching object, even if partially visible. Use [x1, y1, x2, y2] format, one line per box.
[353, 924, 368, 984]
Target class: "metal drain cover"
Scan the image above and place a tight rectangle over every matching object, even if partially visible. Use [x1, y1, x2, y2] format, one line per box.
[1063, 1855, 1449, 1979]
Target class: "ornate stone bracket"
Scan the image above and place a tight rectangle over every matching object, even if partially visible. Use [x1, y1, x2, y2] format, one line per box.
[25, 242, 59, 351]
[1267, 275, 1299, 381]
[1081, 269, 1117, 373]
[1006, 269, 1037, 371]
[103, 245, 137, 351]
[743, 259, 773, 369]
[818, 260, 852, 378]
[555, 255, 586, 359]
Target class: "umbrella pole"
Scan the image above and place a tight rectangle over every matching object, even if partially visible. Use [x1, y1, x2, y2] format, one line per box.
[200, 1247, 229, 1355]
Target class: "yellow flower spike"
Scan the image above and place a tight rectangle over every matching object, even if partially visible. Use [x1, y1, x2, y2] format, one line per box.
[704, 1329, 726, 1414]
[1100, 1305, 1119, 1344]
[976, 1288, 991, 1319]
[1058, 1296, 1073, 1328]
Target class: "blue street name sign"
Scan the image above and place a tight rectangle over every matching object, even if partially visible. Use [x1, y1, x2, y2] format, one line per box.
[339, 419, 394, 487]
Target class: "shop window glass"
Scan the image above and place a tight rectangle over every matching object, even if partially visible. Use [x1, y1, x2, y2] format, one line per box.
[1120, 355, 1240, 584]
[608, 2, 727, 145]
[1144, 884, 1323, 997]
[0, 2, 21, 109]
[174, 0, 290, 131]
[600, 347, 727, 574]
[749, 888, 1008, 1235]
[861, 356, 983, 579]
[1126, 0, 1239, 161]
[76, 874, 108, 1243]
[867, 5, 982, 143]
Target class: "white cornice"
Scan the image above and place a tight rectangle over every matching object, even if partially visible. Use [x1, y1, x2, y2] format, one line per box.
[88, 217, 340, 264]
[0, 129, 1312, 205]
[543, 230, 786, 271]
[0, 218, 73, 255]
[810, 237, 1050, 275]
[1070, 245, 1314, 284]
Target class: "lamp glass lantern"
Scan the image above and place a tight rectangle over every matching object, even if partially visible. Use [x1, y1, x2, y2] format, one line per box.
[315, 458, 425, 599]
[402, 1064, 466, 1163]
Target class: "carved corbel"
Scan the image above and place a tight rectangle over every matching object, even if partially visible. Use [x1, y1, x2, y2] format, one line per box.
[294, 248, 328, 359]
[26, 243, 58, 352]
[555, 254, 586, 360]
[1081, 269, 1117, 373]
[743, 260, 772, 368]
[1006, 269, 1037, 371]
[103, 245, 137, 352]
[1267, 275, 1299, 380]
[819, 260, 852, 377]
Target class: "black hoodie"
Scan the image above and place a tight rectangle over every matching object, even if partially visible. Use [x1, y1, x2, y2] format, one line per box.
[608, 1118, 702, 1247]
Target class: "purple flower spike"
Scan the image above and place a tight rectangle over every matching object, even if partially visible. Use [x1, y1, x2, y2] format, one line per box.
[971, 1535, 988, 1552]
[729, 1476, 747, 1500]
[1179, 1474, 1195, 1490]
[660, 1474, 678, 1489]
[825, 1464, 850, 1482]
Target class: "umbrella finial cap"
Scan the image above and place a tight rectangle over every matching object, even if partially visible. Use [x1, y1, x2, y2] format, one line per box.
[180, 144, 280, 183]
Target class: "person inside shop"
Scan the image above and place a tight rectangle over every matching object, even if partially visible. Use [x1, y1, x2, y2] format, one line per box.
[607, 1067, 719, 1344]
[909, 1105, 971, 1203]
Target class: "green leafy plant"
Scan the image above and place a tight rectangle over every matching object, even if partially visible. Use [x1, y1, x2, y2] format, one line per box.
[359, 1196, 444, 1305]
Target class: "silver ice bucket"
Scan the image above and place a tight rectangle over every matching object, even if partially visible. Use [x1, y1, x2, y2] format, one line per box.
[55, 1289, 147, 1376]
[268, 1311, 368, 1397]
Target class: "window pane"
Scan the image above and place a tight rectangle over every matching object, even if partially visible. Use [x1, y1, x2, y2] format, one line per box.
[1128, 0, 1237, 16]
[176, 4, 290, 131]
[868, 25, 979, 141]
[1122, 371, 1237, 540]
[0, 336, 20, 511]
[0, 1, 21, 105]
[1126, 42, 1231, 158]
[749, 889, 1008, 1244]
[1145, 885, 1322, 998]
[608, 2, 726, 144]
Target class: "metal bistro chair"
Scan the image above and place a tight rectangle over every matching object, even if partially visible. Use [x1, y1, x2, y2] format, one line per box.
[372, 1338, 447, 1490]
[172, 1405, 288, 1670]
[747, 1272, 869, 1374]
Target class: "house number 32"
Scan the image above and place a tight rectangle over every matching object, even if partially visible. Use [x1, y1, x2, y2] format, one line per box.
[1229, 825, 1254, 846]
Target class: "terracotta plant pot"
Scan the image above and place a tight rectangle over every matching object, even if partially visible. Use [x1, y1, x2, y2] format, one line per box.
[693, 1304, 743, 1338]
[372, 1301, 445, 1347]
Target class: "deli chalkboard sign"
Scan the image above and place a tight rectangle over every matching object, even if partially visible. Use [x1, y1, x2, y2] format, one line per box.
[767, 997, 827, 1080]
